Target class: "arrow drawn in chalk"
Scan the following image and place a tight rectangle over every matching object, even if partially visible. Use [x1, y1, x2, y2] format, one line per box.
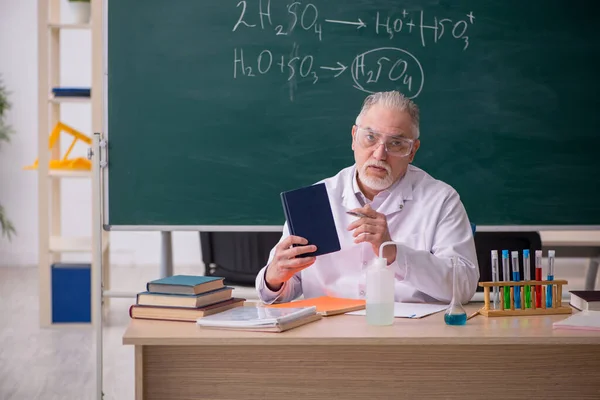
[319, 62, 348, 77]
[324, 18, 367, 29]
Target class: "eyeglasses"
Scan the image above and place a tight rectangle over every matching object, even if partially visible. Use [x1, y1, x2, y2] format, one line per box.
[354, 125, 415, 157]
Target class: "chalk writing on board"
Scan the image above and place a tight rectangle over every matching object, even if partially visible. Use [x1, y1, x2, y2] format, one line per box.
[231, 1, 474, 98]
[373, 10, 474, 50]
[351, 48, 424, 98]
[234, 46, 319, 84]
[319, 62, 347, 78]
[418, 11, 473, 50]
[324, 18, 366, 30]
[234, 0, 324, 41]
[232, 1, 474, 50]
[233, 45, 422, 98]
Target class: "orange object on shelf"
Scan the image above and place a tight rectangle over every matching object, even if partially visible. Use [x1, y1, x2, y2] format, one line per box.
[24, 122, 92, 171]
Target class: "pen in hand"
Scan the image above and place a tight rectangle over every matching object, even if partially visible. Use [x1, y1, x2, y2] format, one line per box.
[346, 211, 369, 218]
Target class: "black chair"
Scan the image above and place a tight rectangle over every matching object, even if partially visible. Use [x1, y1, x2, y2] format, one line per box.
[473, 231, 542, 292]
[199, 231, 281, 286]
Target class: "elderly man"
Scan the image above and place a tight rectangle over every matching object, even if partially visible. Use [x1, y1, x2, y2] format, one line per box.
[255, 90, 479, 304]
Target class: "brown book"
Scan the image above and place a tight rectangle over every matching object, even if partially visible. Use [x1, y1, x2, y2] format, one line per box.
[129, 298, 246, 322]
[570, 291, 600, 311]
[136, 286, 233, 308]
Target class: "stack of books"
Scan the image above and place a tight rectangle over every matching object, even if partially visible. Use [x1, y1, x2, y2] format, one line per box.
[129, 275, 245, 322]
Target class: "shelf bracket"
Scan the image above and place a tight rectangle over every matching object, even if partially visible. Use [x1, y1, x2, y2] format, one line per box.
[99, 137, 108, 168]
[88, 133, 108, 169]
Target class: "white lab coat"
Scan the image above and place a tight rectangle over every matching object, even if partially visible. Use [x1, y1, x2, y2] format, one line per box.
[255, 164, 480, 305]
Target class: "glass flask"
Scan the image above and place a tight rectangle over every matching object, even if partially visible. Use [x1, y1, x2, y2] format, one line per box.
[444, 256, 467, 325]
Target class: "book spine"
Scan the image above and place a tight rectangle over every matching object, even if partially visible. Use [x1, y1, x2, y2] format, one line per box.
[280, 192, 295, 235]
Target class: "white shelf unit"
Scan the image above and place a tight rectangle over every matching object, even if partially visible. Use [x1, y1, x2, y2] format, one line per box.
[49, 96, 92, 104]
[49, 235, 110, 253]
[48, 169, 92, 178]
[48, 22, 91, 30]
[37, 0, 110, 328]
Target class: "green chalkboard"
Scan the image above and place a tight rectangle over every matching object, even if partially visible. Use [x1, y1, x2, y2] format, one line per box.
[107, 0, 600, 228]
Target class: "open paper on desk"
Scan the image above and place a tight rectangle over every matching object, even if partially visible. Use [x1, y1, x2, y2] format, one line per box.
[346, 302, 448, 319]
[553, 310, 600, 331]
[196, 305, 322, 332]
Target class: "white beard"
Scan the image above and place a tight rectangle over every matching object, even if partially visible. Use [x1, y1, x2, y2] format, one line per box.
[358, 160, 394, 191]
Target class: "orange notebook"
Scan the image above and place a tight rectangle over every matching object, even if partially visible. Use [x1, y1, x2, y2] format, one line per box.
[267, 296, 365, 316]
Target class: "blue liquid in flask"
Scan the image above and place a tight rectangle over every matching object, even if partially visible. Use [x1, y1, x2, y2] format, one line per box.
[444, 313, 467, 325]
[444, 256, 468, 326]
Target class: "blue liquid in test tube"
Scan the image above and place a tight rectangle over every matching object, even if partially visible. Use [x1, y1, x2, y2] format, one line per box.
[511, 251, 521, 309]
[546, 250, 555, 308]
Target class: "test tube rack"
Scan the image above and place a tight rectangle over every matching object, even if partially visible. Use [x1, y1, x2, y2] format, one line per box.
[478, 280, 572, 317]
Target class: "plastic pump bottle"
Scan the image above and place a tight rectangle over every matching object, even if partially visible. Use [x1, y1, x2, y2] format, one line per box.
[366, 241, 395, 326]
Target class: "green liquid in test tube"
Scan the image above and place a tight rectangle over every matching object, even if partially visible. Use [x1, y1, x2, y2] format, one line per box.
[502, 250, 510, 308]
[523, 249, 531, 308]
[511, 251, 521, 309]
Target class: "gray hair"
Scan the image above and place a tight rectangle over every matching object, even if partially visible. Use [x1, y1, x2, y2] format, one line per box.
[355, 91, 420, 139]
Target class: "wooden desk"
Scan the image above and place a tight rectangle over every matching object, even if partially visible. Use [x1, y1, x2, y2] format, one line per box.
[541, 231, 600, 290]
[123, 304, 600, 400]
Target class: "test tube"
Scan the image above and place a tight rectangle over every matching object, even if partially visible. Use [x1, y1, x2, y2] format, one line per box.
[502, 250, 510, 309]
[546, 250, 555, 308]
[535, 250, 543, 308]
[523, 249, 531, 308]
[491, 250, 500, 310]
[511, 251, 521, 309]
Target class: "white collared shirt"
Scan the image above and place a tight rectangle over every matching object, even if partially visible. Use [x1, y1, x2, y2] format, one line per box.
[255, 164, 480, 304]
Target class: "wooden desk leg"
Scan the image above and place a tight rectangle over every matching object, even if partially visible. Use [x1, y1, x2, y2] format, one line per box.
[136, 346, 144, 400]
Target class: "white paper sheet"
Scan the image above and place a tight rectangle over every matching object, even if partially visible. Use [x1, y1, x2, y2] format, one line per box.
[553, 310, 600, 331]
[346, 302, 448, 319]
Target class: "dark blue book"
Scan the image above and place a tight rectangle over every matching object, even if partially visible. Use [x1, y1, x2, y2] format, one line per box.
[280, 182, 341, 258]
[52, 87, 91, 97]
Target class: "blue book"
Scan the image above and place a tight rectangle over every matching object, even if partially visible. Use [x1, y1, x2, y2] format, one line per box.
[51, 87, 91, 97]
[146, 275, 224, 295]
[280, 182, 341, 258]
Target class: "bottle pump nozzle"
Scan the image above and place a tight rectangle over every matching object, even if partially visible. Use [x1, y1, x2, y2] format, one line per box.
[378, 241, 397, 264]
